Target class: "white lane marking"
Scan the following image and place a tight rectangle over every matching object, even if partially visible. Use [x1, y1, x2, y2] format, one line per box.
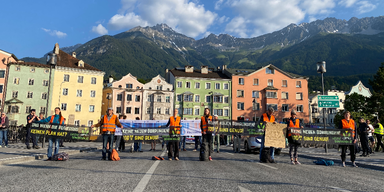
[225, 152, 234, 155]
[238, 186, 252, 192]
[329, 186, 352, 192]
[133, 151, 165, 192]
[257, 162, 278, 170]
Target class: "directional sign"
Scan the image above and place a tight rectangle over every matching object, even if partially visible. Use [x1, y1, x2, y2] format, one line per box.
[318, 95, 340, 108]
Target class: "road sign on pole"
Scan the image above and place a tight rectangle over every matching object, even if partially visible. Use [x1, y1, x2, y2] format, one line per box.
[318, 95, 340, 108]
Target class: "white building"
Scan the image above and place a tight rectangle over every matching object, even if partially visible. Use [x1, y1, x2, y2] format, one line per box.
[309, 90, 345, 124]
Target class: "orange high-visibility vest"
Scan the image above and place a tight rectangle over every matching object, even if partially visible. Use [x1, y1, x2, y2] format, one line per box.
[262, 113, 275, 122]
[101, 115, 118, 132]
[49, 115, 65, 125]
[288, 118, 300, 137]
[169, 116, 181, 135]
[342, 119, 355, 138]
[201, 115, 213, 134]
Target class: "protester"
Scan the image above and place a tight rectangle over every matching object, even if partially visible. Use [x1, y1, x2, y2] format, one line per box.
[166, 108, 181, 161]
[179, 118, 187, 151]
[0, 113, 9, 148]
[339, 111, 358, 167]
[91, 108, 123, 160]
[213, 115, 220, 153]
[358, 118, 370, 157]
[134, 117, 143, 152]
[150, 118, 156, 151]
[25, 109, 40, 149]
[374, 119, 384, 152]
[286, 110, 304, 165]
[36, 113, 45, 143]
[366, 119, 375, 154]
[114, 115, 124, 151]
[193, 117, 200, 152]
[59, 118, 66, 147]
[201, 108, 213, 161]
[37, 107, 65, 161]
[259, 107, 277, 163]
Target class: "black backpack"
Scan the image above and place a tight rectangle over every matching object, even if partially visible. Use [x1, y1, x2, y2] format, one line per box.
[53, 152, 69, 161]
[260, 148, 273, 163]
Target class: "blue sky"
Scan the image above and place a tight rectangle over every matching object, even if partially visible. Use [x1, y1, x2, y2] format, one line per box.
[1, 0, 383, 58]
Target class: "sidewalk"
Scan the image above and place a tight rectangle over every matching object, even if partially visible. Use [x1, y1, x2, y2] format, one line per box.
[0, 142, 102, 166]
[282, 147, 384, 169]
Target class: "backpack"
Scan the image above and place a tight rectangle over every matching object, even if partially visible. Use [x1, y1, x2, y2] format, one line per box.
[111, 149, 120, 161]
[260, 147, 273, 163]
[313, 159, 334, 166]
[53, 152, 69, 161]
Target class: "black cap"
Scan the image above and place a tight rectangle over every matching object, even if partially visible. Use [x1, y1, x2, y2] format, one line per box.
[30, 109, 36, 112]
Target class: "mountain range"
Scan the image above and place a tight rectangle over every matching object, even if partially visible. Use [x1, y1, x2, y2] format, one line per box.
[22, 16, 384, 91]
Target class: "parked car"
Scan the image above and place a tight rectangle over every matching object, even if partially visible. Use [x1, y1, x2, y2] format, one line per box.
[233, 135, 262, 153]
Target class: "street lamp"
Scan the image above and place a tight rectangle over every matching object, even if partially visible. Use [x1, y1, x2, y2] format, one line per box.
[43, 52, 57, 148]
[317, 61, 328, 153]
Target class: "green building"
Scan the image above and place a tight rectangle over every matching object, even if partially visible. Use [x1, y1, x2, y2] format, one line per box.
[165, 66, 231, 120]
[4, 62, 54, 125]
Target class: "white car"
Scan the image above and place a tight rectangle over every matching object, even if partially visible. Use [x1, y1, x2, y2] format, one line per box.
[233, 135, 262, 153]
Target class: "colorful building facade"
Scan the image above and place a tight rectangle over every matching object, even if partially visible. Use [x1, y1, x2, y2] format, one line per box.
[0, 49, 18, 112]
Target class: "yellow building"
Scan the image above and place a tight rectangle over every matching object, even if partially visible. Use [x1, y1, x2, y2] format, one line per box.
[50, 43, 105, 126]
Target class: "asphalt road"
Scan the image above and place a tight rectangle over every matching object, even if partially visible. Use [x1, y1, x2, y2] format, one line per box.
[0, 144, 382, 192]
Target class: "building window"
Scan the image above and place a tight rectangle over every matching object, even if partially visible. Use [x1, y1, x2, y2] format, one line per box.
[183, 108, 193, 115]
[177, 95, 182, 102]
[134, 108, 140, 114]
[127, 94, 132, 101]
[44, 69, 49, 74]
[266, 92, 277, 98]
[91, 77, 97, 84]
[282, 80, 287, 87]
[312, 107, 318, 113]
[205, 95, 211, 103]
[126, 107, 132, 114]
[90, 90, 96, 98]
[184, 95, 193, 102]
[61, 103, 67, 111]
[156, 85, 162, 90]
[297, 105, 303, 112]
[253, 103, 260, 111]
[157, 108, 161, 114]
[224, 97, 229, 103]
[252, 91, 259, 98]
[27, 92, 33, 98]
[40, 107, 46, 114]
[147, 95, 153, 102]
[74, 120, 80, 126]
[253, 78, 259, 85]
[224, 109, 229, 116]
[15, 66, 20, 71]
[215, 83, 220, 89]
[12, 91, 18, 98]
[237, 90, 244, 97]
[135, 95, 140, 102]
[126, 84, 133, 89]
[136, 86, 140, 89]
[165, 96, 170, 103]
[89, 105, 95, 112]
[296, 81, 302, 88]
[186, 82, 191, 88]
[224, 83, 229, 90]
[157, 95, 162, 102]
[213, 96, 223, 103]
[282, 92, 288, 99]
[194, 108, 200, 116]
[43, 80, 49, 86]
[64, 74, 70, 82]
[206, 83, 211, 89]
[195, 82, 200, 89]
[13, 78, 20, 85]
[165, 108, 170, 115]
[237, 102, 244, 110]
[116, 107, 122, 113]
[88, 120, 93, 127]
[30, 68, 35, 73]
[266, 104, 278, 111]
[213, 109, 223, 116]
[329, 108, 337, 114]
[75, 104, 81, 112]
[195, 95, 200, 102]
[9, 106, 19, 113]
[266, 68, 274, 74]
[268, 79, 273, 86]
[146, 107, 152, 114]
[0, 85, 3, 93]
[77, 90, 83, 97]
[296, 93, 303, 100]
[239, 78, 244, 85]
[177, 81, 182, 88]
[41, 93, 47, 100]
[28, 79, 34, 85]
[78, 76, 84, 83]
[25, 106, 31, 114]
[63, 88, 68, 96]
[282, 104, 289, 112]
[117, 94, 122, 101]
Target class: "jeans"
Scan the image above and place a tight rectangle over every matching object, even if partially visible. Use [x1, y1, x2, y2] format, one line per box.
[179, 136, 186, 150]
[25, 127, 37, 147]
[213, 134, 220, 152]
[0, 129, 8, 147]
[289, 143, 299, 159]
[47, 138, 60, 158]
[102, 134, 114, 159]
[134, 142, 142, 151]
[115, 136, 122, 150]
[194, 136, 201, 150]
[360, 134, 370, 155]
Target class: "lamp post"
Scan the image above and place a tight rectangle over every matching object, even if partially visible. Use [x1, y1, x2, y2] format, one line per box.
[317, 61, 328, 153]
[43, 53, 57, 148]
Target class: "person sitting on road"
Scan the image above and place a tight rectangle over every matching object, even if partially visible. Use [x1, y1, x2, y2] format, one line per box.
[286, 110, 304, 165]
[339, 111, 358, 167]
[259, 107, 277, 163]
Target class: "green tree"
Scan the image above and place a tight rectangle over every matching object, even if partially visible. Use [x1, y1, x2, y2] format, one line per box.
[368, 62, 384, 122]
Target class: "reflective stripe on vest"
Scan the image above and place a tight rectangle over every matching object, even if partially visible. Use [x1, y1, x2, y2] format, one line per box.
[342, 119, 355, 138]
[288, 119, 300, 137]
[169, 116, 181, 135]
[374, 123, 384, 135]
[201, 116, 212, 134]
[257, 123, 265, 130]
[263, 113, 275, 123]
[102, 115, 117, 132]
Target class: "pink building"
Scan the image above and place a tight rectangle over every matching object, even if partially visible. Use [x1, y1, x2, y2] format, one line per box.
[102, 73, 144, 120]
[0, 49, 18, 112]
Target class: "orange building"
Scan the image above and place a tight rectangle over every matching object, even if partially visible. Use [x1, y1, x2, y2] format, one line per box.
[0, 49, 18, 112]
[225, 64, 309, 123]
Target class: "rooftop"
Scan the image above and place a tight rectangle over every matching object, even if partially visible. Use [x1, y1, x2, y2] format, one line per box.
[170, 68, 230, 79]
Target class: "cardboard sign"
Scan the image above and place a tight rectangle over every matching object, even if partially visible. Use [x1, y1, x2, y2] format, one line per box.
[264, 122, 287, 148]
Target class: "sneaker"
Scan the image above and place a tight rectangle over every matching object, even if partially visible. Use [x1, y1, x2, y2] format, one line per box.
[169, 158, 172, 161]
[342, 162, 346, 167]
[45, 158, 52, 161]
[291, 160, 295, 165]
[149, 149, 152, 151]
[193, 149, 197, 151]
[295, 161, 301, 165]
[33, 146, 40, 149]
[101, 157, 106, 160]
[352, 162, 358, 167]
[0, 146, 2, 148]
[183, 149, 186, 151]
[27, 146, 31, 149]
[175, 157, 179, 161]
[217, 151, 220, 153]
[209, 157, 212, 161]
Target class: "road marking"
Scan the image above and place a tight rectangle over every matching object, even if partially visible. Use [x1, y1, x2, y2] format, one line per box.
[329, 186, 352, 192]
[257, 162, 278, 170]
[133, 151, 165, 192]
[238, 186, 252, 192]
[225, 152, 234, 155]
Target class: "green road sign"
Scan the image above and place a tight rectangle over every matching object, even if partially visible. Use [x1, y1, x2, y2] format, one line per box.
[318, 95, 340, 108]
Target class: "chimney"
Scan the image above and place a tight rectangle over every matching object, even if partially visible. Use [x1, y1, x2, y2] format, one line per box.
[217, 66, 221, 71]
[222, 65, 227, 73]
[201, 66, 208, 74]
[54, 43, 59, 55]
[185, 65, 194, 73]
[109, 75, 114, 83]
[72, 52, 76, 58]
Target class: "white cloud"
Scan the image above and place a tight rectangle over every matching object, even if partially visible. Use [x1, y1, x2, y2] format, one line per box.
[92, 24, 109, 35]
[41, 28, 67, 38]
[356, 1, 376, 14]
[338, 0, 358, 7]
[225, 16, 249, 38]
[300, 0, 335, 15]
[309, 16, 317, 22]
[118, 0, 138, 14]
[218, 15, 229, 24]
[108, 0, 217, 38]
[215, 0, 224, 10]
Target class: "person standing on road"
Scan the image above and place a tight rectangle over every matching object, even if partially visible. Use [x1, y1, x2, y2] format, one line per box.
[165, 108, 181, 161]
[179, 118, 187, 151]
[37, 107, 65, 161]
[91, 108, 123, 160]
[0, 113, 9, 148]
[193, 117, 201, 152]
[259, 107, 277, 163]
[114, 115, 124, 151]
[201, 108, 213, 161]
[374, 119, 384, 152]
[358, 118, 370, 157]
[286, 110, 304, 165]
[25, 109, 40, 149]
[339, 111, 358, 167]
[134, 117, 143, 152]
[150, 118, 156, 151]
[366, 119, 375, 154]
[213, 115, 220, 153]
